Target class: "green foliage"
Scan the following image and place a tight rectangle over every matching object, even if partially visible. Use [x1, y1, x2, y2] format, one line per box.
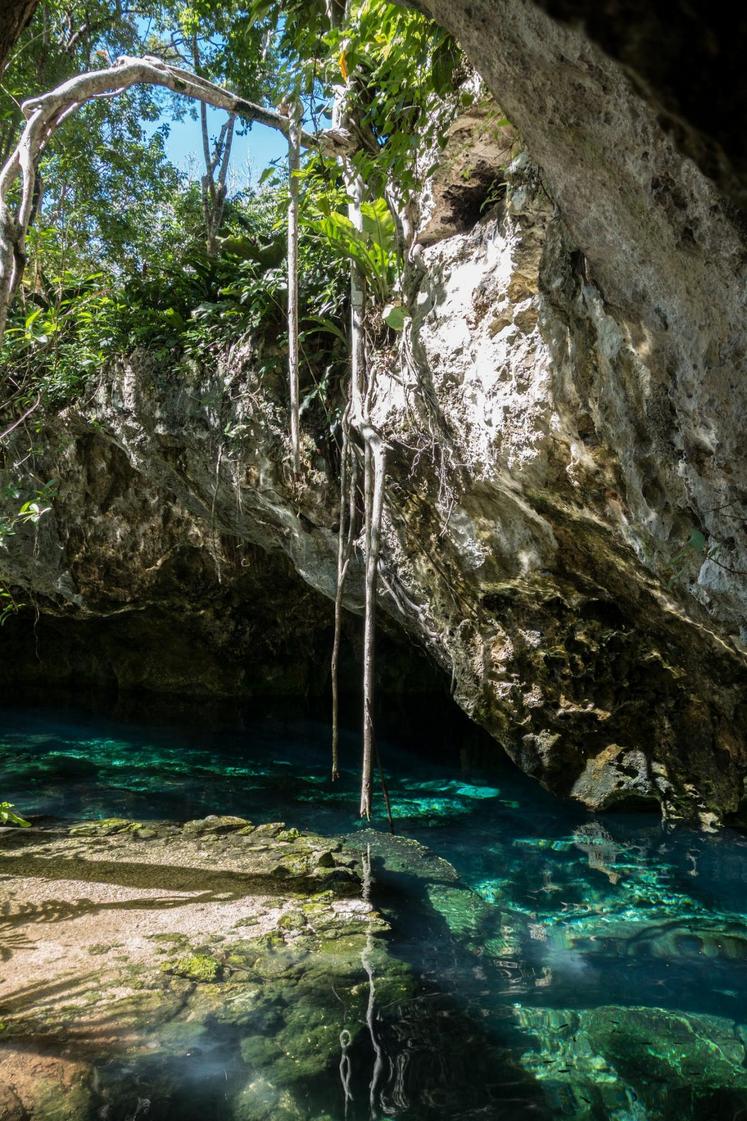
[0, 482, 55, 545]
[1, 271, 123, 405]
[125, 181, 348, 358]
[0, 478, 54, 656]
[302, 190, 399, 302]
[382, 303, 410, 331]
[172, 0, 280, 99]
[0, 484, 55, 628]
[1, 176, 350, 412]
[329, 0, 464, 193]
[2, 0, 183, 270]
[244, 0, 338, 98]
[0, 802, 30, 827]
[664, 527, 747, 589]
[0, 587, 23, 625]
[0, 0, 467, 421]
[164, 952, 223, 982]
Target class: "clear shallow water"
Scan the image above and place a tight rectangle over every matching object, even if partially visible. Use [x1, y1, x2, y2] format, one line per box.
[2, 702, 747, 1121]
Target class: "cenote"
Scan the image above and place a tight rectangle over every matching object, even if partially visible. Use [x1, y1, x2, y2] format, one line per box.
[2, 699, 747, 1121]
[1, 0, 746, 1116]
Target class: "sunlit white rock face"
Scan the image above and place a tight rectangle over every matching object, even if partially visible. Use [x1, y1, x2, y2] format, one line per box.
[356, 131, 744, 828]
[416, 0, 747, 647]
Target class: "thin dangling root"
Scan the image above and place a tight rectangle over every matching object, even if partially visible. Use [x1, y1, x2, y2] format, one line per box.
[331, 398, 356, 780]
[359, 434, 385, 820]
[332, 132, 390, 823]
[374, 739, 394, 833]
[287, 98, 301, 475]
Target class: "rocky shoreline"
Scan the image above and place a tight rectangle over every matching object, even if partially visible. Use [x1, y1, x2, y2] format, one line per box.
[2, 814, 747, 1119]
[0, 816, 401, 1121]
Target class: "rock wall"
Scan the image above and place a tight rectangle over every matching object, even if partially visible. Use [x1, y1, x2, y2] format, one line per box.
[375, 136, 746, 829]
[1, 3, 746, 826]
[396, 0, 747, 823]
[416, 0, 747, 642]
[0, 354, 441, 706]
[0, 401, 337, 698]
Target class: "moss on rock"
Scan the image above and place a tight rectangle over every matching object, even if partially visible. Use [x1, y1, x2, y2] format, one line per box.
[162, 952, 224, 983]
[69, 818, 139, 836]
[182, 815, 251, 836]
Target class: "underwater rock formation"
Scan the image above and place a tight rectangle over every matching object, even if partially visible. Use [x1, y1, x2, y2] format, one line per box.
[516, 1004, 747, 1120]
[0, 818, 401, 1120]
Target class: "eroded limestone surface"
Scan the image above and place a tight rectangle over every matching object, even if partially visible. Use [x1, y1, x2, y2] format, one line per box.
[0, 818, 402, 1121]
[516, 1004, 747, 1121]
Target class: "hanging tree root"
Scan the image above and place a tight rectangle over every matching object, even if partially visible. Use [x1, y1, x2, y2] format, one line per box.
[374, 737, 394, 833]
[331, 398, 357, 781]
[332, 142, 393, 823]
[359, 418, 386, 821]
[287, 99, 302, 475]
[338, 163, 379, 821]
[329, 307, 391, 823]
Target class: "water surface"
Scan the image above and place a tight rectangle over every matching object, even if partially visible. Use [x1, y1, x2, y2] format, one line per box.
[2, 702, 746, 1121]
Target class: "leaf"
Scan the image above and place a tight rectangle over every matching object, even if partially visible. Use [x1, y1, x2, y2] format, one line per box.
[431, 34, 459, 96]
[383, 303, 410, 331]
[361, 197, 396, 252]
[0, 802, 30, 828]
[302, 315, 348, 345]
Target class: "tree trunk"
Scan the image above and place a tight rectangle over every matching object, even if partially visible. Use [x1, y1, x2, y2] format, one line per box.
[193, 35, 235, 256]
[0, 0, 39, 75]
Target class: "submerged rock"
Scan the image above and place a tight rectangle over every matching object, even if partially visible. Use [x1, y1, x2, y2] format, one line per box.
[0, 820, 397, 1120]
[163, 952, 224, 983]
[69, 816, 139, 836]
[516, 1004, 747, 1120]
[182, 814, 252, 836]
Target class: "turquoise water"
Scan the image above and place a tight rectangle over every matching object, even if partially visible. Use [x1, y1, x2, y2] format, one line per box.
[2, 702, 747, 1120]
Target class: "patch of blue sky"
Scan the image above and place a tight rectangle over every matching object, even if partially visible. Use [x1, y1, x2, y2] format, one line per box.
[152, 102, 289, 189]
[132, 14, 330, 191]
[131, 13, 292, 189]
[138, 94, 287, 192]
